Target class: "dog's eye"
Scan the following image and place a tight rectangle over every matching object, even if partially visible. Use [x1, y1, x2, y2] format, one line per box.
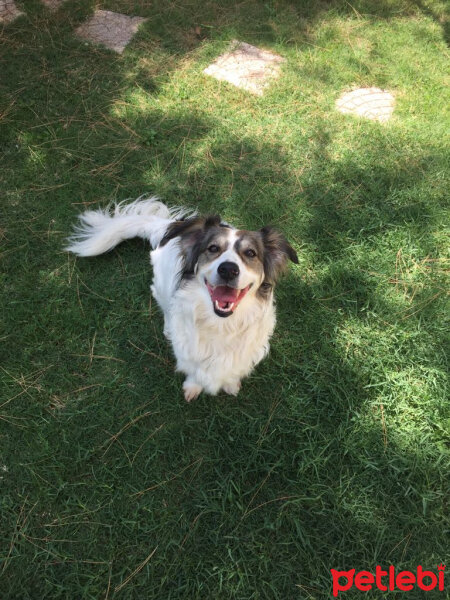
[244, 249, 256, 258]
[208, 244, 220, 253]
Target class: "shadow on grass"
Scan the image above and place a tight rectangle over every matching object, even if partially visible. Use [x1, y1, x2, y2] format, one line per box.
[411, 0, 450, 46]
[95, 0, 450, 51]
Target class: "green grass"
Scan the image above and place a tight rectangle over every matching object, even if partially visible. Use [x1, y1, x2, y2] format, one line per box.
[1, 0, 449, 598]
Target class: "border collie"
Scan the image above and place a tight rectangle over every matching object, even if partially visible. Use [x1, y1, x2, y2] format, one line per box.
[66, 197, 297, 401]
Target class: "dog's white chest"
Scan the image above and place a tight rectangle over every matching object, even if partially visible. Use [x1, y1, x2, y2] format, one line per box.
[161, 285, 275, 394]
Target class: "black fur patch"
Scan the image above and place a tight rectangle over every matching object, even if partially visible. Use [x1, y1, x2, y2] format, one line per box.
[159, 215, 221, 247]
[159, 214, 223, 280]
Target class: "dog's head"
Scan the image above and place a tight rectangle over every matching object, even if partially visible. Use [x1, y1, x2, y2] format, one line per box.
[160, 215, 298, 318]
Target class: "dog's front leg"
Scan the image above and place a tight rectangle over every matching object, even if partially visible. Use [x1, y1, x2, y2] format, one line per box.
[222, 380, 241, 396]
[182, 378, 203, 403]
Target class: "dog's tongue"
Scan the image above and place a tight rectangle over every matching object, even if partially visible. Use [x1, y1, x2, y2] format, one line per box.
[211, 286, 239, 303]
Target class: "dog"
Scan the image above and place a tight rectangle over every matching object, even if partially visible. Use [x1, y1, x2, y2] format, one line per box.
[66, 197, 298, 401]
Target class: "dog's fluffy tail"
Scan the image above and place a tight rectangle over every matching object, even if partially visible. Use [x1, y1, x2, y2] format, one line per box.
[65, 195, 194, 257]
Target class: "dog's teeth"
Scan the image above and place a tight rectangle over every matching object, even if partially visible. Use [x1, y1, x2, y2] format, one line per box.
[214, 300, 230, 313]
[229, 303, 234, 311]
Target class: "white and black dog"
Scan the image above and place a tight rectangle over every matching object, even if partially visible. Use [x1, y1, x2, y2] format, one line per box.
[66, 197, 297, 401]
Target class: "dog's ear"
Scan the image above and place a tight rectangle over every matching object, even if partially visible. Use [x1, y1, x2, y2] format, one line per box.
[160, 214, 222, 275]
[260, 226, 298, 286]
[160, 215, 221, 247]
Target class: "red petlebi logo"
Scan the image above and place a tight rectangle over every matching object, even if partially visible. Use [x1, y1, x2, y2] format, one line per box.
[330, 564, 445, 597]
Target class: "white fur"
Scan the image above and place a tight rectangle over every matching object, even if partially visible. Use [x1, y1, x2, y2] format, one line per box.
[66, 197, 276, 401]
[65, 195, 194, 256]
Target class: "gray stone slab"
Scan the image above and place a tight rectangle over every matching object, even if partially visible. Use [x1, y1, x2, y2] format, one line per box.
[75, 10, 147, 54]
[336, 87, 395, 123]
[41, 0, 65, 10]
[0, 0, 24, 24]
[204, 40, 285, 96]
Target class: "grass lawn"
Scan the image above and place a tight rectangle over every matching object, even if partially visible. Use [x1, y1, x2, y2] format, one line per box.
[1, 0, 449, 598]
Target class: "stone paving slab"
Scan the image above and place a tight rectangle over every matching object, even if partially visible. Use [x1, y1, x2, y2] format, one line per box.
[0, 0, 24, 24]
[75, 10, 147, 54]
[203, 40, 285, 96]
[41, 0, 65, 10]
[336, 87, 395, 123]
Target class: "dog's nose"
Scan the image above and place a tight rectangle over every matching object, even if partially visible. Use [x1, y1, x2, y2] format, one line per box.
[218, 261, 240, 281]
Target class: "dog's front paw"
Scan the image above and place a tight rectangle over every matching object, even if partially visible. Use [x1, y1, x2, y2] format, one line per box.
[222, 381, 241, 396]
[183, 381, 203, 403]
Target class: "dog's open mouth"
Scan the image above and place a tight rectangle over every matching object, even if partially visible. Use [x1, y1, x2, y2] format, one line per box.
[205, 280, 251, 317]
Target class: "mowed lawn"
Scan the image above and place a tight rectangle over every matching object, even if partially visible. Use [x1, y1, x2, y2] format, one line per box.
[1, 0, 449, 598]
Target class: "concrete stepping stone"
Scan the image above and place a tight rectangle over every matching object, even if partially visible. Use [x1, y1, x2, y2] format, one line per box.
[203, 40, 285, 96]
[336, 87, 395, 123]
[41, 0, 65, 10]
[0, 0, 24, 24]
[75, 10, 147, 54]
